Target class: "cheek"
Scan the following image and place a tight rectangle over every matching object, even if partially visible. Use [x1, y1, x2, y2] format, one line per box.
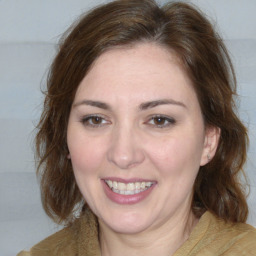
[146, 135, 203, 177]
[67, 133, 106, 175]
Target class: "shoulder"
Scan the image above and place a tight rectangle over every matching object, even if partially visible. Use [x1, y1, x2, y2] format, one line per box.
[175, 211, 256, 256]
[17, 251, 31, 256]
[17, 208, 100, 256]
[209, 212, 256, 240]
[199, 212, 256, 255]
[17, 215, 83, 256]
[218, 221, 256, 254]
[17, 222, 79, 256]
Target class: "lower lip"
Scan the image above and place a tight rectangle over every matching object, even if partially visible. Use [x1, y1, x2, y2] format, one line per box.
[102, 180, 156, 205]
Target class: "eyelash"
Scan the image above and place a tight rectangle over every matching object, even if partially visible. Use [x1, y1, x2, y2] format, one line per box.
[147, 115, 176, 128]
[81, 114, 109, 127]
[80, 114, 176, 129]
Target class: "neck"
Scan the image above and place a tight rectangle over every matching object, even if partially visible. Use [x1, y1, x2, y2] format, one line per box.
[99, 210, 198, 256]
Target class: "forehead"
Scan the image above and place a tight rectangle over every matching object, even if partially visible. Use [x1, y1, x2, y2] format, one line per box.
[90, 43, 183, 78]
[74, 43, 196, 106]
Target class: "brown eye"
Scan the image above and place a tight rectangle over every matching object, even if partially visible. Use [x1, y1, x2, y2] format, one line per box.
[148, 115, 176, 128]
[82, 115, 108, 127]
[153, 117, 166, 126]
[91, 116, 103, 125]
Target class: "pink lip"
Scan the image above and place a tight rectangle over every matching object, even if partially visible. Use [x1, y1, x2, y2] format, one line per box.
[101, 179, 156, 205]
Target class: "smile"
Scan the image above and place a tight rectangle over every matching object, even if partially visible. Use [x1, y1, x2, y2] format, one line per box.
[104, 180, 155, 195]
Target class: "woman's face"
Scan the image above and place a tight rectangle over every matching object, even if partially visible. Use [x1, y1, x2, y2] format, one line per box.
[67, 43, 213, 234]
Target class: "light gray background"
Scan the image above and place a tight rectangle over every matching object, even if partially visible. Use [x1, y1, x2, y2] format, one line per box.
[0, 0, 255, 255]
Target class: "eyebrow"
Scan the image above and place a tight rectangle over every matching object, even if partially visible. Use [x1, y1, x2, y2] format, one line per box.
[73, 100, 111, 110]
[139, 99, 186, 110]
[73, 98, 186, 111]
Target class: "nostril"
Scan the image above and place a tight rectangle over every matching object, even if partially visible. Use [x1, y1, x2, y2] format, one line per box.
[107, 143, 145, 169]
[107, 151, 137, 169]
[106, 127, 145, 169]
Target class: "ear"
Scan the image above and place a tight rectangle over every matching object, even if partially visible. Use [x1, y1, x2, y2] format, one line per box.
[200, 126, 220, 166]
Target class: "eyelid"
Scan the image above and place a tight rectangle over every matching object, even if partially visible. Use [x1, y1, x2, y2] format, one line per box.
[81, 114, 111, 127]
[146, 114, 176, 128]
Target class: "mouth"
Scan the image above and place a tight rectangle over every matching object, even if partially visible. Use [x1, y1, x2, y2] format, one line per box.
[104, 180, 155, 195]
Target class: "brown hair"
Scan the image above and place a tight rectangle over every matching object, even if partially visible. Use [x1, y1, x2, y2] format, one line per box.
[36, 0, 248, 224]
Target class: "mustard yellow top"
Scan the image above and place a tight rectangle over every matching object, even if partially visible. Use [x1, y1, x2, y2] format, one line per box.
[18, 209, 256, 256]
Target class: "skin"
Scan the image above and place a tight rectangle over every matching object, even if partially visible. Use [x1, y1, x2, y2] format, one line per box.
[67, 43, 219, 256]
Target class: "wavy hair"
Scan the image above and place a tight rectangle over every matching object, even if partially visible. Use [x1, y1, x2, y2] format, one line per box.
[36, 0, 248, 224]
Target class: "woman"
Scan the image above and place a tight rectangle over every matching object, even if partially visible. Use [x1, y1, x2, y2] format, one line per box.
[18, 0, 256, 255]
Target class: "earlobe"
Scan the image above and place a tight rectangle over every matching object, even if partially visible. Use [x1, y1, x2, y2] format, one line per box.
[200, 126, 220, 166]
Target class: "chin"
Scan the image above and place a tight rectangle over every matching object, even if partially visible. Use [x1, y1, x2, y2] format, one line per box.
[99, 210, 153, 234]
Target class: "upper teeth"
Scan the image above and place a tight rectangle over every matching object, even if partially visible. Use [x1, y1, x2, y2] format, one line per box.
[105, 180, 154, 195]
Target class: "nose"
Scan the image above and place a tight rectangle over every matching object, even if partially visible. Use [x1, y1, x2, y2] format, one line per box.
[107, 125, 145, 169]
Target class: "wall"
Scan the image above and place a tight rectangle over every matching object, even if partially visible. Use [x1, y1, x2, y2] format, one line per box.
[0, 0, 255, 255]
